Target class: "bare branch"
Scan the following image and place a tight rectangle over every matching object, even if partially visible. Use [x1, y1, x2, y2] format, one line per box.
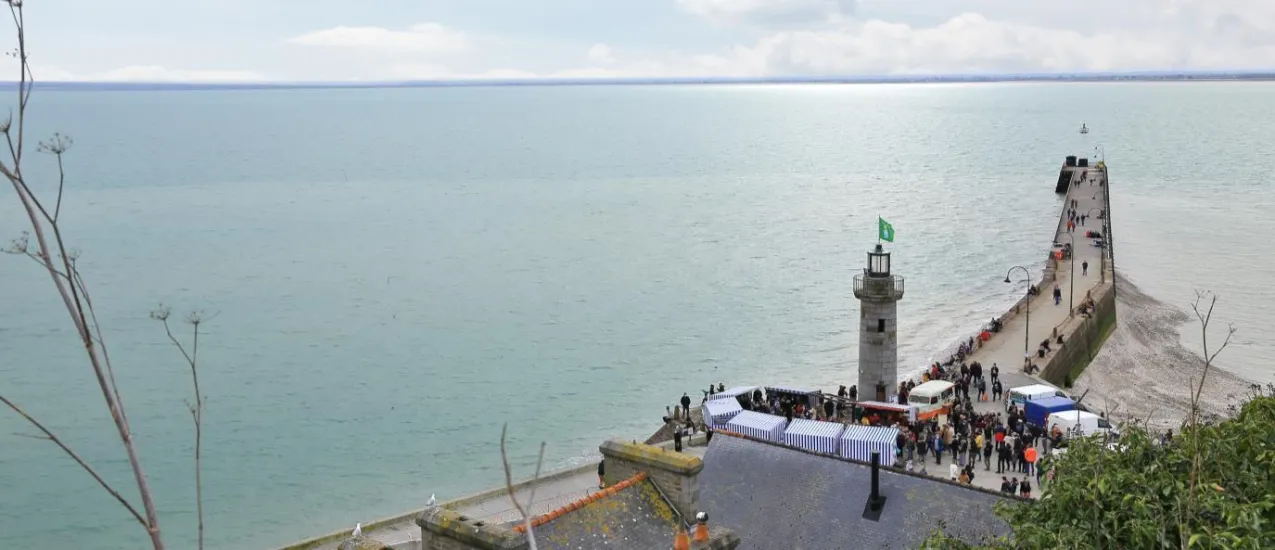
[151, 305, 207, 550]
[500, 423, 543, 550]
[1184, 290, 1235, 532]
[0, 394, 147, 526]
[1, 4, 167, 547]
[36, 132, 71, 222]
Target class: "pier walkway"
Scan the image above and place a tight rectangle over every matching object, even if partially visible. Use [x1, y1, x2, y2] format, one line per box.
[912, 166, 1112, 496]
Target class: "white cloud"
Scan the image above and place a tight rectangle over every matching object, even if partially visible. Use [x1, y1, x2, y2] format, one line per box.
[677, 0, 857, 27]
[382, 63, 537, 81]
[586, 43, 615, 65]
[287, 23, 469, 55]
[92, 65, 266, 82]
[0, 58, 264, 83]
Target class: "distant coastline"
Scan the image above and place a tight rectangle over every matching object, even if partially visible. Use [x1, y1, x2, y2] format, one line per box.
[10, 71, 1275, 92]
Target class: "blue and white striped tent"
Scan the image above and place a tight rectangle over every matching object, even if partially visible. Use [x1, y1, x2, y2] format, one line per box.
[709, 386, 759, 402]
[724, 411, 787, 443]
[783, 418, 846, 455]
[703, 399, 743, 429]
[839, 425, 900, 467]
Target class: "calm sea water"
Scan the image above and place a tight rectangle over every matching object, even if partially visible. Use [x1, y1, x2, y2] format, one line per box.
[1, 82, 1273, 549]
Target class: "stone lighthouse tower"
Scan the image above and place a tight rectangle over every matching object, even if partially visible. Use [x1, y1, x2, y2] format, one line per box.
[852, 244, 905, 402]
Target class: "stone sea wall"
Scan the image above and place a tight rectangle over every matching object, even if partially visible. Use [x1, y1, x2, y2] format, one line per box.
[1040, 281, 1118, 387]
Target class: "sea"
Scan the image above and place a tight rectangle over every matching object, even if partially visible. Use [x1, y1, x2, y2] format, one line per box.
[1, 82, 1273, 549]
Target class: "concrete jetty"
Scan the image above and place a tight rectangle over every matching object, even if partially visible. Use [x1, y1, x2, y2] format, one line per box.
[910, 159, 1116, 495]
[274, 158, 1117, 548]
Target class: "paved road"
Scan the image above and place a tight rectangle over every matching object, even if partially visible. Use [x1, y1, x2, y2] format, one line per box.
[906, 167, 1112, 496]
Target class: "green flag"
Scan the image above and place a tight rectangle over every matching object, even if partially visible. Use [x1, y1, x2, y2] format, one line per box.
[879, 217, 895, 243]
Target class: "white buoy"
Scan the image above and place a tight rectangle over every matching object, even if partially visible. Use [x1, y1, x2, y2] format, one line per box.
[352, 523, 363, 537]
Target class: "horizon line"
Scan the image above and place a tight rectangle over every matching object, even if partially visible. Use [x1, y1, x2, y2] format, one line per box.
[9, 70, 1275, 91]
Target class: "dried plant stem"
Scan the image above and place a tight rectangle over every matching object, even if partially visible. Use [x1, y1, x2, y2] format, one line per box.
[500, 423, 546, 550]
[0, 2, 166, 548]
[0, 394, 147, 526]
[1184, 291, 1235, 534]
[156, 310, 209, 550]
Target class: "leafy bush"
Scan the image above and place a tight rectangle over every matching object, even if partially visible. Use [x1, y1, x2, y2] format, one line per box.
[924, 394, 1275, 550]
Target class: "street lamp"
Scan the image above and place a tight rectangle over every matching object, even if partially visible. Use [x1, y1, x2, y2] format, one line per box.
[1094, 144, 1105, 164]
[1004, 265, 1032, 359]
[1057, 233, 1075, 314]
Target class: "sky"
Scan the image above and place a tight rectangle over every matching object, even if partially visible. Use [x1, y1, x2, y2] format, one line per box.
[4, 0, 1275, 82]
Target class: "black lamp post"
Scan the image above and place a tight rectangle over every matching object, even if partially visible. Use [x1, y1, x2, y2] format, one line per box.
[1094, 144, 1105, 164]
[1004, 265, 1032, 358]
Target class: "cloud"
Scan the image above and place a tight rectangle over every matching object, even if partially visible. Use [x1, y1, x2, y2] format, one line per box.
[641, 10, 1275, 77]
[677, 0, 857, 27]
[381, 63, 538, 81]
[92, 65, 266, 82]
[0, 58, 263, 83]
[586, 43, 615, 65]
[287, 23, 469, 55]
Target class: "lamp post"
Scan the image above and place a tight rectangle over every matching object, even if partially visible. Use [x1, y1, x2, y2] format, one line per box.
[1004, 265, 1032, 359]
[1058, 233, 1075, 314]
[1094, 144, 1105, 164]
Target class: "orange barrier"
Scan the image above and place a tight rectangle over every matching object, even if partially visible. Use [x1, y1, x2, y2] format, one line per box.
[512, 472, 648, 533]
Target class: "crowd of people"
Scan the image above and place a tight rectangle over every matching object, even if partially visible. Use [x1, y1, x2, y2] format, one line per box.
[670, 373, 1096, 500]
[890, 386, 1053, 497]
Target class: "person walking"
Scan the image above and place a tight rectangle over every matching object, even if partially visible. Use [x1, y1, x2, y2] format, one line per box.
[983, 439, 993, 471]
[597, 459, 606, 489]
[990, 363, 999, 385]
[1053, 285, 1063, 306]
[1082, 260, 1089, 276]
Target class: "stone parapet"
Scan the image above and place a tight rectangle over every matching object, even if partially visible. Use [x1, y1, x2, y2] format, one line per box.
[599, 439, 703, 521]
[416, 508, 527, 550]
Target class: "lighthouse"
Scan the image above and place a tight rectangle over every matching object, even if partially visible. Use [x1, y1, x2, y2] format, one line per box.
[852, 244, 905, 402]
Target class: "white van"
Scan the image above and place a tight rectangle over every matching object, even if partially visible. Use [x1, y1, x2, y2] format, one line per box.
[1047, 410, 1116, 438]
[907, 380, 956, 421]
[1005, 384, 1068, 412]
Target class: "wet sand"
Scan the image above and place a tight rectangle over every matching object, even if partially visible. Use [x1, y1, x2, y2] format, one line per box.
[1072, 275, 1255, 430]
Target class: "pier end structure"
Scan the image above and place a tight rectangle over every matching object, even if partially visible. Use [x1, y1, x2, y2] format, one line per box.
[853, 244, 905, 402]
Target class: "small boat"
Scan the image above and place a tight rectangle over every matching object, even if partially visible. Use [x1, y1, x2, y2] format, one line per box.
[1079, 123, 1089, 134]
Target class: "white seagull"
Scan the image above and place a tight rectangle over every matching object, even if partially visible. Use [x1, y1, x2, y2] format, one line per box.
[352, 523, 363, 538]
[426, 493, 437, 507]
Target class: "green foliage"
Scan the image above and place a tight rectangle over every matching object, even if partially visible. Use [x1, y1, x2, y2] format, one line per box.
[923, 395, 1275, 550]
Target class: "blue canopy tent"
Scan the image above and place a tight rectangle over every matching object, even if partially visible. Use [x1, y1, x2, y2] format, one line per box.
[839, 425, 900, 466]
[724, 411, 787, 443]
[703, 399, 743, 430]
[783, 418, 846, 455]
